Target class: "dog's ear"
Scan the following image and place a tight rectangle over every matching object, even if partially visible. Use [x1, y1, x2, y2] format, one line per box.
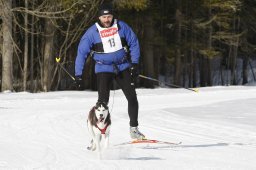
[103, 103, 109, 110]
[96, 101, 108, 110]
[89, 107, 98, 126]
[105, 111, 111, 126]
[88, 107, 94, 122]
[95, 102, 100, 108]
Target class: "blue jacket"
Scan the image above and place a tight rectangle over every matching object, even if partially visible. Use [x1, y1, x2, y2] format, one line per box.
[75, 20, 140, 76]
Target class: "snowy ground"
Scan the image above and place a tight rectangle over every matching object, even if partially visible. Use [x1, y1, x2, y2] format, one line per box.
[1, 86, 256, 170]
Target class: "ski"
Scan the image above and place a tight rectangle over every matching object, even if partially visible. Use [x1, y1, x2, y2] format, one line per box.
[131, 139, 181, 145]
[115, 139, 181, 146]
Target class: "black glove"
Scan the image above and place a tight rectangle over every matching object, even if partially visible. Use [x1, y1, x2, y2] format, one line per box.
[75, 75, 83, 90]
[130, 63, 139, 79]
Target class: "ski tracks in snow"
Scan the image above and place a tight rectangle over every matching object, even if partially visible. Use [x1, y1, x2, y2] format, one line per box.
[0, 111, 58, 169]
[141, 109, 256, 148]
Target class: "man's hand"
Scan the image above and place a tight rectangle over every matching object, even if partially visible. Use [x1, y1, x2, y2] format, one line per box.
[75, 76, 83, 90]
[130, 64, 139, 86]
[130, 63, 139, 79]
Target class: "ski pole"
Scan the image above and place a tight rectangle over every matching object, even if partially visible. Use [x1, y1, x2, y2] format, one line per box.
[55, 57, 75, 81]
[138, 74, 199, 93]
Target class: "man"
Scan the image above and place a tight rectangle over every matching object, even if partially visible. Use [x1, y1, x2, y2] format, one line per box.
[75, 3, 145, 140]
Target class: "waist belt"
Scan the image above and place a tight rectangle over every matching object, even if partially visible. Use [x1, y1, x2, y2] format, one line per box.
[95, 55, 129, 65]
[95, 56, 129, 74]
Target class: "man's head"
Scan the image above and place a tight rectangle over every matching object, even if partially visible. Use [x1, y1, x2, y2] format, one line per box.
[98, 3, 114, 28]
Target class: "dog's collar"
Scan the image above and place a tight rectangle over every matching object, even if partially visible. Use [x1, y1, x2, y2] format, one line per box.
[96, 124, 109, 134]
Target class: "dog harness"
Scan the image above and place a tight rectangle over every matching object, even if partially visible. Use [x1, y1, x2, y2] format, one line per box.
[96, 124, 110, 134]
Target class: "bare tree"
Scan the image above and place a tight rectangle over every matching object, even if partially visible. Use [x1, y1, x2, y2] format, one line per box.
[1, 0, 13, 92]
[8, 0, 102, 91]
[42, 18, 55, 92]
[23, 0, 28, 91]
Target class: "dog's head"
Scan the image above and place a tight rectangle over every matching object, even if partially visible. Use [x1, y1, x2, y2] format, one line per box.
[94, 102, 109, 122]
[89, 102, 110, 126]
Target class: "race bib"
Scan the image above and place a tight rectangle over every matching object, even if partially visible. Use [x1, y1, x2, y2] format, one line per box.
[95, 20, 123, 53]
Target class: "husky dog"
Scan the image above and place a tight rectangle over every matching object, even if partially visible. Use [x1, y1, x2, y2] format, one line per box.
[87, 102, 111, 152]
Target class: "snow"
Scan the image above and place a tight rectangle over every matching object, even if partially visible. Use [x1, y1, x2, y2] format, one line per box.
[1, 86, 256, 170]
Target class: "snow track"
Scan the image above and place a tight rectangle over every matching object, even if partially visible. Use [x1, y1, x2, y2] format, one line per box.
[1, 87, 256, 169]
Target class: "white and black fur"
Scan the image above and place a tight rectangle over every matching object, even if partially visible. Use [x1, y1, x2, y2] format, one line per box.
[87, 102, 111, 152]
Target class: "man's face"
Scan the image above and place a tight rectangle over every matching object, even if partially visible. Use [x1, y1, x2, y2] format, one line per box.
[99, 14, 113, 28]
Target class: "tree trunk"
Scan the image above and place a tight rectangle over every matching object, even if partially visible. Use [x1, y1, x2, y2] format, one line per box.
[200, 56, 207, 87]
[207, 58, 212, 86]
[42, 19, 55, 92]
[30, 6, 35, 92]
[207, 7, 213, 86]
[174, 8, 182, 86]
[23, 0, 28, 91]
[193, 56, 197, 87]
[231, 17, 240, 85]
[230, 45, 238, 85]
[191, 24, 197, 88]
[1, 0, 13, 92]
[242, 56, 249, 85]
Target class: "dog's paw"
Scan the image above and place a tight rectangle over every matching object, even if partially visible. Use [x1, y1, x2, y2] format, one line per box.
[87, 143, 96, 151]
[87, 146, 96, 151]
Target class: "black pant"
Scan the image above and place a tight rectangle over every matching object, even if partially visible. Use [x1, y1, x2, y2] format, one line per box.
[97, 69, 139, 127]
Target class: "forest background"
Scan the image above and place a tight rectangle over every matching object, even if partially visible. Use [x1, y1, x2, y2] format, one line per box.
[1, 0, 256, 92]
